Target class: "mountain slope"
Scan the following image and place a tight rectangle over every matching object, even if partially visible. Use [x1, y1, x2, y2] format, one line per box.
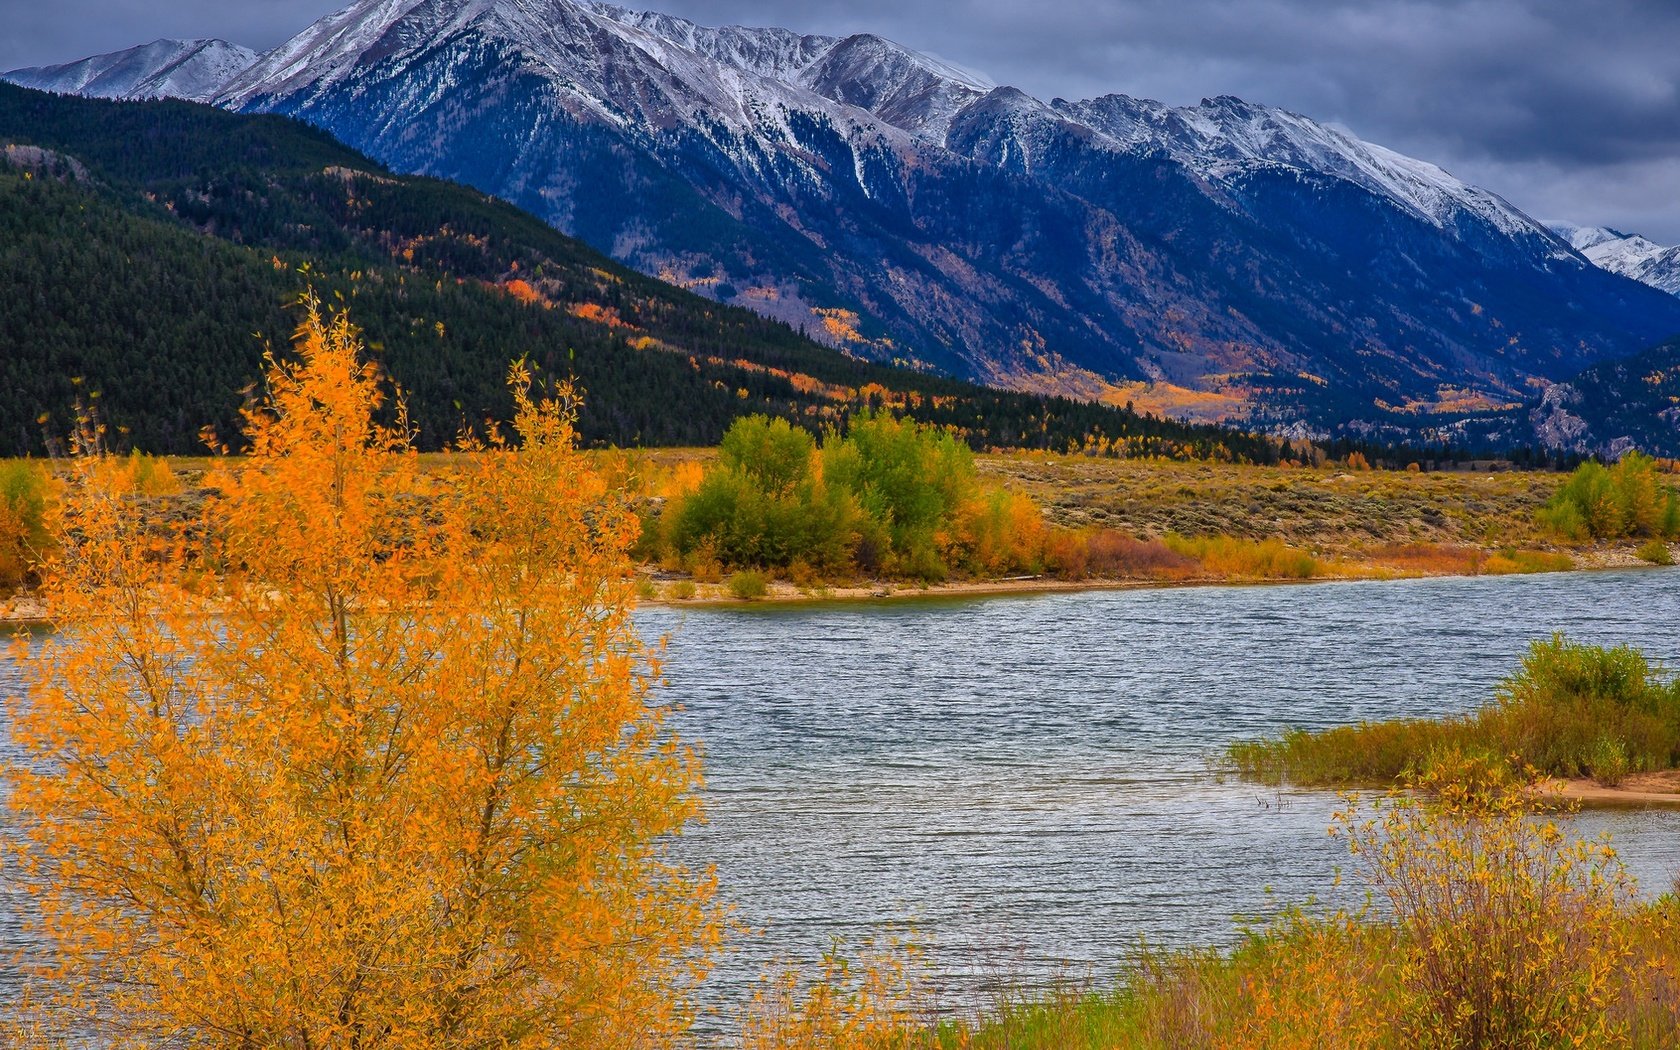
[4, 39, 258, 103]
[13, 1, 1680, 443]
[1529, 338, 1680, 457]
[187, 0, 1680, 441]
[0, 82, 1275, 461]
[1548, 223, 1680, 297]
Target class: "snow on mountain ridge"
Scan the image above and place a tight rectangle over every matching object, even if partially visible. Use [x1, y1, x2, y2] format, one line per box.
[1054, 93, 1551, 242]
[10, 0, 1562, 246]
[1547, 223, 1680, 296]
[218, 0, 943, 170]
[4, 39, 259, 103]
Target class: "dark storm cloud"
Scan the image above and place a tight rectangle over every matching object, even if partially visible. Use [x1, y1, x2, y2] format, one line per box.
[3, 0, 1678, 238]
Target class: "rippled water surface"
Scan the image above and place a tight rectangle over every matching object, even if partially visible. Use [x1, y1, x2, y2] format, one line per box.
[4, 571, 1680, 1010]
[644, 570, 1680, 1001]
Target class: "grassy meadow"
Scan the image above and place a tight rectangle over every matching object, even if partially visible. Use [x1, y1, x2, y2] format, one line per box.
[619, 437, 1674, 603]
[4, 439, 1677, 615]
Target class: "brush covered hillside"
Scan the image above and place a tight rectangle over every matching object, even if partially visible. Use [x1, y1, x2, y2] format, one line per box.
[1529, 337, 1680, 458]
[0, 83, 1283, 460]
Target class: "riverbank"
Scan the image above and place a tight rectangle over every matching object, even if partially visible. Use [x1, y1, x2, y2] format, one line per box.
[2, 554, 1668, 623]
[632, 446, 1678, 604]
[1544, 771, 1680, 808]
[2, 449, 1670, 620]
[636, 553, 1669, 608]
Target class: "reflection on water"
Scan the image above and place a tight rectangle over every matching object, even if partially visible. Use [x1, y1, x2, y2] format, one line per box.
[4, 572, 1679, 1011]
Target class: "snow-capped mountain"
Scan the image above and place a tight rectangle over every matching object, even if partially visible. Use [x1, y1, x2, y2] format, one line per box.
[11, 0, 1680, 437]
[4, 39, 258, 103]
[1547, 223, 1680, 297]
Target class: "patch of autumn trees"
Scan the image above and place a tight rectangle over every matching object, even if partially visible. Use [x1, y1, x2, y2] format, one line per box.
[1540, 452, 1680, 542]
[648, 414, 1048, 581]
[644, 414, 1328, 585]
[3, 298, 719, 1046]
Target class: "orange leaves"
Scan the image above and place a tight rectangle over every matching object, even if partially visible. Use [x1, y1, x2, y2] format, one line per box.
[569, 301, 631, 327]
[5, 293, 719, 1048]
[503, 277, 541, 305]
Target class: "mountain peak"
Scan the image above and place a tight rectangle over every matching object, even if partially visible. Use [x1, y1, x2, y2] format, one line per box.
[1548, 222, 1680, 296]
[12, 0, 1680, 440]
[4, 38, 259, 103]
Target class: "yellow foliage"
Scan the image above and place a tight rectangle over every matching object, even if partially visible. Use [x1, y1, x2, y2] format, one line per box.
[1164, 534, 1321, 579]
[953, 488, 1046, 577]
[741, 943, 924, 1050]
[1336, 770, 1635, 1049]
[5, 295, 720, 1047]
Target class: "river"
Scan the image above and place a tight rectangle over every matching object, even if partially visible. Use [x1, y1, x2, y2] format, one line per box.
[4, 569, 1679, 1015]
[645, 569, 1680, 1006]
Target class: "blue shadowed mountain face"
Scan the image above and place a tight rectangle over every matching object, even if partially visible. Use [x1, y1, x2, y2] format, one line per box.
[12, 0, 1680, 449]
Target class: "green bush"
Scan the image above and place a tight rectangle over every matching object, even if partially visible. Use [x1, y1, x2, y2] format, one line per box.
[0, 459, 51, 591]
[658, 412, 1037, 582]
[1231, 636, 1680, 786]
[664, 416, 863, 572]
[1541, 453, 1680, 541]
[726, 570, 768, 600]
[821, 411, 979, 579]
[1637, 539, 1674, 565]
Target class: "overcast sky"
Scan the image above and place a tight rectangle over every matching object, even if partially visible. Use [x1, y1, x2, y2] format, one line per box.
[4, 0, 1678, 241]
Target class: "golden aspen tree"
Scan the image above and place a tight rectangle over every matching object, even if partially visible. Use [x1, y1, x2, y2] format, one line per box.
[5, 295, 719, 1048]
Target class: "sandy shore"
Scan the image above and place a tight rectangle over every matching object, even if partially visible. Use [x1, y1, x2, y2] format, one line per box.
[636, 557, 1667, 609]
[5, 560, 1667, 624]
[1540, 771, 1680, 808]
[0, 595, 47, 627]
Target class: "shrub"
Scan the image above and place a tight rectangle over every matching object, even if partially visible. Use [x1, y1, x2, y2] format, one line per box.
[665, 417, 864, 574]
[1233, 636, 1680, 787]
[0, 460, 51, 591]
[727, 570, 769, 600]
[1087, 531, 1198, 578]
[1637, 539, 1675, 565]
[1043, 529, 1091, 578]
[1485, 635, 1680, 779]
[821, 411, 978, 580]
[659, 413, 1048, 583]
[122, 451, 181, 496]
[944, 775, 1644, 1049]
[671, 580, 697, 601]
[953, 488, 1046, 577]
[1542, 453, 1680, 541]
[740, 943, 923, 1050]
[1338, 772, 1633, 1049]
[1229, 719, 1467, 787]
[1164, 534, 1321, 579]
[1366, 542, 1483, 576]
[1481, 548, 1574, 574]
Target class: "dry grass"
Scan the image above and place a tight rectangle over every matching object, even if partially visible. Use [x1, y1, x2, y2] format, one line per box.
[978, 453, 1562, 553]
